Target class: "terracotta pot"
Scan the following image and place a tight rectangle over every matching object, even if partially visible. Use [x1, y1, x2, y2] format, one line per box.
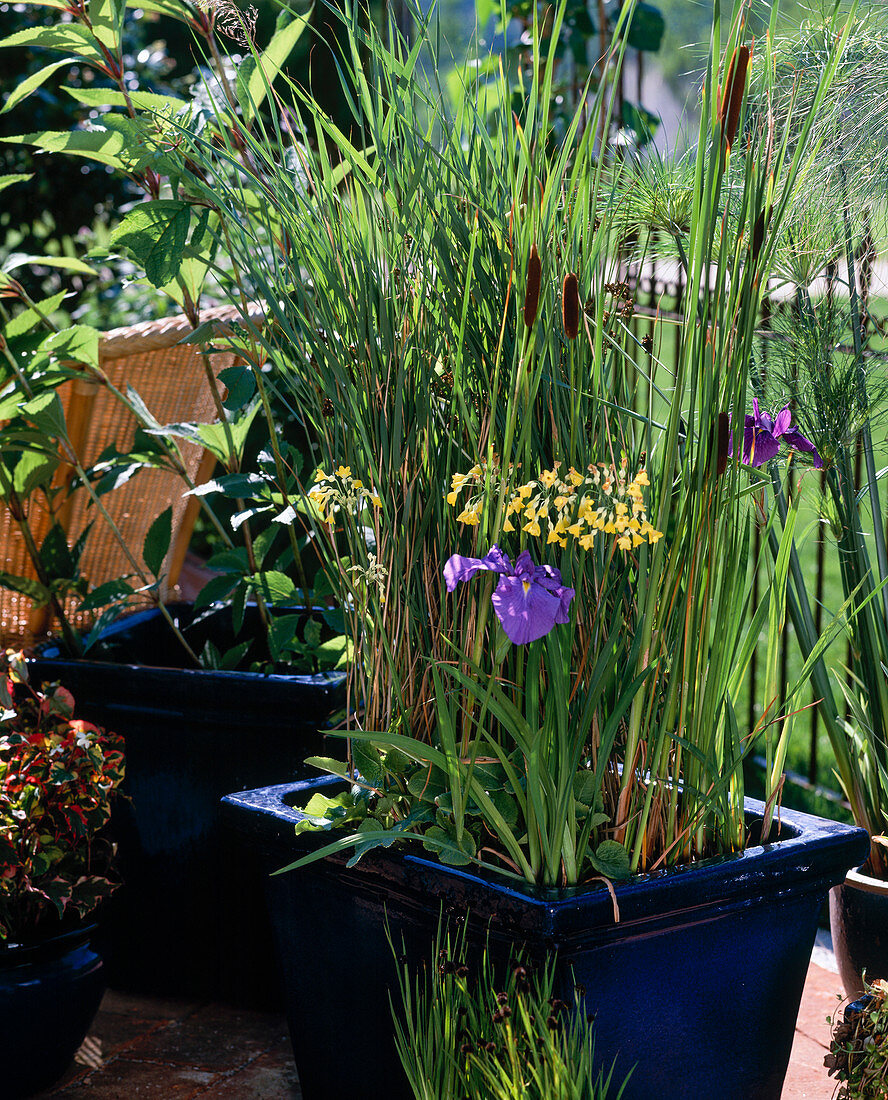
[830, 864, 888, 998]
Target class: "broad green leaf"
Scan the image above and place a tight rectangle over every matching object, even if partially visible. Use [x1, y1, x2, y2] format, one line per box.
[62, 87, 188, 113]
[193, 573, 240, 609]
[21, 391, 67, 439]
[79, 578, 135, 612]
[626, 1, 665, 52]
[143, 506, 172, 576]
[0, 173, 32, 193]
[89, 0, 127, 49]
[303, 755, 350, 779]
[12, 449, 58, 496]
[0, 572, 50, 606]
[40, 324, 100, 369]
[267, 613, 301, 660]
[248, 569, 299, 604]
[0, 128, 134, 171]
[2, 252, 97, 279]
[4, 291, 67, 339]
[124, 0, 190, 19]
[2, 59, 78, 115]
[218, 364, 256, 411]
[589, 840, 631, 881]
[205, 548, 250, 572]
[0, 23, 103, 62]
[195, 401, 259, 465]
[39, 522, 76, 580]
[352, 741, 384, 787]
[110, 200, 192, 288]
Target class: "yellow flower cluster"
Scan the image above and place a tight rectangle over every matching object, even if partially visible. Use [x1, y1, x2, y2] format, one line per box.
[445, 458, 502, 526]
[447, 458, 663, 551]
[309, 465, 382, 525]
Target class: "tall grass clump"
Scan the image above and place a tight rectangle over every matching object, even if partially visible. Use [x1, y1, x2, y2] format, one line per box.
[96, 0, 861, 883]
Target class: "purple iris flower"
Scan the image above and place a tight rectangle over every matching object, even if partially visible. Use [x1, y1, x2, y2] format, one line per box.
[443, 545, 575, 646]
[739, 399, 823, 469]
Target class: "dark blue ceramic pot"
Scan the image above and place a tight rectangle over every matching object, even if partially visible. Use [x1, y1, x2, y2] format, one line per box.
[30, 605, 346, 1004]
[0, 924, 105, 1098]
[222, 776, 868, 1100]
[830, 865, 888, 999]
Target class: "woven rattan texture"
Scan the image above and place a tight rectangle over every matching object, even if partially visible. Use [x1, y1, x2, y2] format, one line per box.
[1, 309, 249, 646]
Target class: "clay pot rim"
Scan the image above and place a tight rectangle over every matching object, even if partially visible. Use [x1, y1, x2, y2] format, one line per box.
[846, 865, 888, 896]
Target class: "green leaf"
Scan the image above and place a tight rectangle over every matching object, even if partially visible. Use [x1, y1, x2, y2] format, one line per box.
[79, 578, 135, 612]
[303, 755, 350, 779]
[12, 449, 59, 496]
[248, 570, 299, 604]
[39, 324, 100, 369]
[21, 391, 67, 439]
[89, 0, 126, 49]
[588, 840, 631, 881]
[218, 364, 256, 411]
[193, 573, 239, 609]
[1, 59, 78, 115]
[143, 506, 172, 576]
[0, 571, 50, 606]
[110, 200, 192, 288]
[1, 128, 136, 171]
[0, 23, 104, 62]
[62, 88, 188, 113]
[194, 401, 260, 466]
[1, 252, 97, 279]
[353, 741, 384, 787]
[314, 636, 350, 669]
[0, 173, 33, 193]
[4, 291, 67, 339]
[572, 770, 598, 808]
[38, 522, 76, 580]
[267, 612, 300, 660]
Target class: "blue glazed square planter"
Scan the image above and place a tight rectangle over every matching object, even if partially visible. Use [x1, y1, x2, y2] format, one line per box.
[222, 776, 868, 1100]
[29, 606, 346, 1004]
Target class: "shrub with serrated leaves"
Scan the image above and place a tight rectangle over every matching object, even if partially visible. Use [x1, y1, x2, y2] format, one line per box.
[0, 651, 125, 943]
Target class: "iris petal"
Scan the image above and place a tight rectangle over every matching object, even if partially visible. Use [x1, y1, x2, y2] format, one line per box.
[443, 545, 511, 592]
[491, 574, 562, 645]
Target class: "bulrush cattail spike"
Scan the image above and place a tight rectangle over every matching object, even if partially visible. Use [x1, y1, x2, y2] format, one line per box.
[720, 44, 750, 151]
[751, 206, 771, 263]
[716, 412, 731, 479]
[523, 244, 542, 328]
[562, 272, 580, 339]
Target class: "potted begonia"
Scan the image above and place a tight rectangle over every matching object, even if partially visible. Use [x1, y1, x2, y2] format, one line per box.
[0, 651, 124, 1098]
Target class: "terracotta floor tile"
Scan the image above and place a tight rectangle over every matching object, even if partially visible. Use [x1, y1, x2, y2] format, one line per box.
[55, 1057, 219, 1097]
[125, 1007, 285, 1072]
[100, 988, 204, 1021]
[191, 1050, 302, 1098]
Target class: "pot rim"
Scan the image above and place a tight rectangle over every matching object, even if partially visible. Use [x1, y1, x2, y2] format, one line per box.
[222, 775, 870, 924]
[845, 865, 888, 896]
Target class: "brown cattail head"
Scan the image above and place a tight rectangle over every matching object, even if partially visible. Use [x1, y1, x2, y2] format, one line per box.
[716, 411, 731, 479]
[523, 244, 542, 328]
[562, 272, 580, 339]
[751, 206, 771, 263]
[720, 45, 750, 150]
